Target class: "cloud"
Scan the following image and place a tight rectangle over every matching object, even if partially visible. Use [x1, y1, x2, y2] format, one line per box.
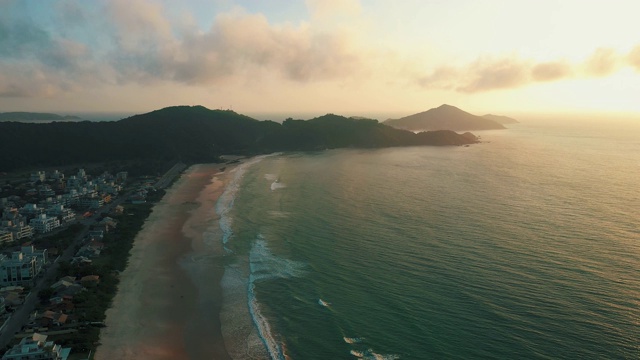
[584, 47, 618, 77]
[628, 45, 640, 72]
[531, 61, 572, 81]
[416, 49, 632, 93]
[457, 57, 530, 93]
[1, 0, 638, 99]
[103, 7, 364, 85]
[0, 1, 366, 98]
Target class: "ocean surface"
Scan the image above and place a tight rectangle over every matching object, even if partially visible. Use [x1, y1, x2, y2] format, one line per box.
[214, 119, 639, 359]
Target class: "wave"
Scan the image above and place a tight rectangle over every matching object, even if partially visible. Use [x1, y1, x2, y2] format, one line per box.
[318, 298, 331, 307]
[248, 278, 285, 360]
[350, 349, 400, 360]
[215, 155, 276, 251]
[248, 235, 306, 360]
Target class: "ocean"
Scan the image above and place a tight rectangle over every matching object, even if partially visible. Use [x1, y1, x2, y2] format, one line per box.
[214, 119, 639, 359]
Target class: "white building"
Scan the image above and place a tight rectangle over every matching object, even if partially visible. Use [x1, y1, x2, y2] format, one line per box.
[29, 214, 61, 234]
[1, 333, 71, 360]
[0, 247, 48, 287]
[46, 204, 76, 223]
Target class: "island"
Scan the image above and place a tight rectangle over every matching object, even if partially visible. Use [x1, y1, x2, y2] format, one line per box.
[482, 114, 519, 124]
[384, 104, 506, 131]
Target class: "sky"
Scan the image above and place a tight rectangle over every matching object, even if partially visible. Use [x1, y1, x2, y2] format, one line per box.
[1, 0, 640, 119]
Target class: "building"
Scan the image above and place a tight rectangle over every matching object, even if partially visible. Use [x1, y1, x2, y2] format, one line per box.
[20, 203, 45, 219]
[0, 229, 13, 244]
[2, 208, 34, 240]
[48, 170, 64, 181]
[2, 220, 34, 240]
[0, 252, 38, 287]
[65, 175, 82, 189]
[79, 196, 104, 210]
[1, 333, 71, 360]
[21, 245, 48, 266]
[46, 204, 76, 223]
[29, 171, 46, 183]
[29, 214, 61, 234]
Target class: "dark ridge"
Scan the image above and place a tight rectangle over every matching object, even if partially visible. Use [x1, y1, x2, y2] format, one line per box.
[0, 106, 478, 172]
[0, 112, 81, 121]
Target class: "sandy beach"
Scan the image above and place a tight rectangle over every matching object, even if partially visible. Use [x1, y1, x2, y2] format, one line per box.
[95, 163, 234, 360]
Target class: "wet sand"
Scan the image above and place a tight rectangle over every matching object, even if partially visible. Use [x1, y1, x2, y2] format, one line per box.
[95, 164, 234, 360]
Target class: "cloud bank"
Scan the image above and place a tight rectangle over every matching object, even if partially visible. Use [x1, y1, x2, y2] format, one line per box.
[417, 48, 637, 93]
[1, 0, 639, 98]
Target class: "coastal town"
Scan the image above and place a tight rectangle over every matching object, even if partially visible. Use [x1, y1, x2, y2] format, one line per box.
[0, 164, 183, 360]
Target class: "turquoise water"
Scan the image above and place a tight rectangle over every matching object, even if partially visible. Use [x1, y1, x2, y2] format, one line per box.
[219, 120, 640, 359]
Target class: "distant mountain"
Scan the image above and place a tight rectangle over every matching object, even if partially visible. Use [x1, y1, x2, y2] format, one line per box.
[384, 104, 505, 131]
[482, 114, 519, 124]
[0, 105, 478, 172]
[0, 112, 81, 121]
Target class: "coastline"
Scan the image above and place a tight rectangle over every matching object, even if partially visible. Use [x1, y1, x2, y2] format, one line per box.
[95, 163, 235, 359]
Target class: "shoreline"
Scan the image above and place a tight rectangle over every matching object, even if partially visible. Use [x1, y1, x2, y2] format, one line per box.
[95, 163, 235, 359]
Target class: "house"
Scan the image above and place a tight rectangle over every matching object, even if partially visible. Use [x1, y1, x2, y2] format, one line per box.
[99, 217, 117, 230]
[80, 275, 100, 286]
[38, 310, 69, 327]
[1, 332, 71, 360]
[88, 229, 104, 239]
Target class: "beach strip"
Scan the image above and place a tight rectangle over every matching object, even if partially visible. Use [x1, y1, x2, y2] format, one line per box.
[95, 163, 233, 360]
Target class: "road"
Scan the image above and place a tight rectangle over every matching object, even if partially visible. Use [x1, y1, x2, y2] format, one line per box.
[153, 162, 186, 189]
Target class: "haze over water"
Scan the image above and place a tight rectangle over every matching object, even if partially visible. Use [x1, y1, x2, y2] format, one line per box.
[216, 119, 639, 359]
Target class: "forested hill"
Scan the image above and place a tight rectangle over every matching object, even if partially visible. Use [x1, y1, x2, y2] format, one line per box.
[0, 105, 477, 172]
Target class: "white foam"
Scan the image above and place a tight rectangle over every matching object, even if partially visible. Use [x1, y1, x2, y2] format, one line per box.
[248, 279, 285, 360]
[248, 235, 306, 360]
[350, 348, 400, 360]
[267, 210, 290, 219]
[318, 298, 331, 307]
[264, 173, 278, 181]
[249, 235, 306, 281]
[343, 336, 364, 344]
[270, 181, 286, 191]
[215, 155, 276, 250]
